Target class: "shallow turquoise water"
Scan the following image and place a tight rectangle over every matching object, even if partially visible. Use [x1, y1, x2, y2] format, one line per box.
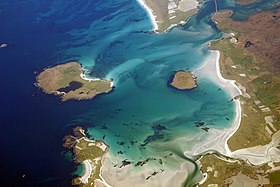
[0, 0, 279, 186]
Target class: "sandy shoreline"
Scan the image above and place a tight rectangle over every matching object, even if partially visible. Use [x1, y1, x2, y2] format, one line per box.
[136, 0, 198, 33]
[191, 50, 280, 167]
[80, 160, 92, 184]
[101, 152, 201, 187]
[79, 67, 115, 87]
[97, 47, 279, 187]
[136, 0, 159, 32]
[98, 51, 242, 186]
[184, 50, 242, 158]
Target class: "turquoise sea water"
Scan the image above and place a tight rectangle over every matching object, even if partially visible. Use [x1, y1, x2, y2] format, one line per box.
[0, 0, 279, 186]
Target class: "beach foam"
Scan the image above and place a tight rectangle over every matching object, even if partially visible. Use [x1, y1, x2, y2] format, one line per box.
[183, 50, 242, 157]
[136, 0, 159, 31]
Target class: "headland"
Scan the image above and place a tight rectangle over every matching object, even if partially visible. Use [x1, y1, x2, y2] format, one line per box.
[137, 0, 200, 33]
[63, 126, 111, 187]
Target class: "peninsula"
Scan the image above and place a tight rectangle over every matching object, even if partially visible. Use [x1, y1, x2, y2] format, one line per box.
[36, 62, 113, 101]
[169, 71, 197, 90]
[138, 0, 200, 33]
[63, 126, 110, 187]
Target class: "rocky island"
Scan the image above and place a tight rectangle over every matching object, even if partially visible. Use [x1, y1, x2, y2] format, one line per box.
[63, 126, 110, 187]
[36, 62, 113, 101]
[169, 71, 197, 90]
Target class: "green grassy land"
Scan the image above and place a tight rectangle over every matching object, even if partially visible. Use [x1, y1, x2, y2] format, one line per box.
[210, 40, 280, 151]
[269, 170, 280, 184]
[72, 138, 107, 187]
[199, 27, 280, 187]
[199, 154, 269, 187]
[37, 62, 112, 101]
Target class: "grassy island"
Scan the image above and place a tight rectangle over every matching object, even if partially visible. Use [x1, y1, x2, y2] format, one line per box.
[198, 8, 280, 187]
[36, 62, 113, 101]
[63, 126, 109, 187]
[169, 71, 197, 90]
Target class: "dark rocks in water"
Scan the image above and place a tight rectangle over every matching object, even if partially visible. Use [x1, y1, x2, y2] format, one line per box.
[135, 161, 143, 167]
[135, 159, 148, 167]
[72, 126, 86, 138]
[202, 127, 210, 132]
[146, 171, 158, 180]
[101, 124, 108, 129]
[163, 153, 174, 158]
[141, 125, 168, 146]
[194, 121, 205, 127]
[142, 134, 164, 146]
[158, 159, 163, 165]
[120, 159, 131, 168]
[117, 141, 125, 145]
[146, 170, 164, 180]
[228, 99, 234, 103]
[225, 118, 230, 121]
[130, 140, 138, 145]
[135, 157, 158, 167]
[244, 40, 254, 48]
[152, 124, 167, 131]
[117, 151, 124, 154]
[102, 135, 106, 140]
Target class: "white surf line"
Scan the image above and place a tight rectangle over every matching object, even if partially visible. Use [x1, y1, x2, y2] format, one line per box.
[79, 67, 114, 87]
[190, 50, 280, 168]
[185, 50, 242, 158]
[209, 51, 280, 165]
[136, 0, 159, 32]
[80, 160, 92, 184]
[213, 0, 218, 13]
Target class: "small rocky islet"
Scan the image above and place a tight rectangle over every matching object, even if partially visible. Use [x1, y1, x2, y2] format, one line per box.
[169, 70, 197, 90]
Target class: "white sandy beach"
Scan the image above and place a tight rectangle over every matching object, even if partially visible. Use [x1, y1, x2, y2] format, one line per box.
[191, 50, 280, 166]
[186, 50, 242, 157]
[80, 160, 92, 184]
[97, 50, 280, 187]
[101, 152, 201, 187]
[136, 0, 159, 31]
[79, 67, 114, 87]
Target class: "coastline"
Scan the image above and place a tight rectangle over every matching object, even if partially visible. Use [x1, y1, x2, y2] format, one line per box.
[136, 0, 199, 33]
[79, 66, 115, 87]
[36, 62, 114, 101]
[98, 50, 242, 187]
[80, 160, 92, 184]
[185, 50, 242, 157]
[101, 152, 201, 187]
[136, 0, 159, 32]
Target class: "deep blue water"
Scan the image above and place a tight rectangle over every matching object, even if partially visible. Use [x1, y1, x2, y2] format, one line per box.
[0, 0, 279, 186]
